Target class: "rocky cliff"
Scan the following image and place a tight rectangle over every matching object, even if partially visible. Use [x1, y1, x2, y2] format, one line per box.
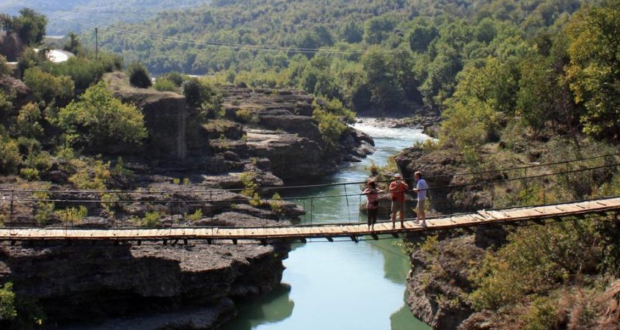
[1, 243, 288, 329]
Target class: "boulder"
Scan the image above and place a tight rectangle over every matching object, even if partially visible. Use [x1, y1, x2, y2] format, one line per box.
[245, 129, 335, 181]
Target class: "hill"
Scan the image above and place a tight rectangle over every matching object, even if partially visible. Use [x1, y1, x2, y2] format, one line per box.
[95, 0, 584, 114]
[0, 0, 211, 35]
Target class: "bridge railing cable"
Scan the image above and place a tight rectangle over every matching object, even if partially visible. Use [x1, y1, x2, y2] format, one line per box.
[1, 160, 619, 231]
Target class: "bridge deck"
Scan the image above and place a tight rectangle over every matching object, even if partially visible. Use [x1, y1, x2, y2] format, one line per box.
[1, 197, 620, 242]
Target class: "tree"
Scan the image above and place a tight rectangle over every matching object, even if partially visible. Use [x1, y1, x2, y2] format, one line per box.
[63, 32, 84, 55]
[362, 48, 404, 109]
[340, 21, 364, 43]
[566, 1, 620, 139]
[408, 23, 438, 53]
[58, 81, 147, 154]
[182, 78, 223, 118]
[127, 62, 152, 88]
[364, 14, 401, 44]
[15, 9, 47, 46]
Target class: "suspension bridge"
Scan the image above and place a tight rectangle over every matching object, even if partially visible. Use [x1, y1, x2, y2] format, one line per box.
[0, 153, 619, 245]
[0, 196, 619, 244]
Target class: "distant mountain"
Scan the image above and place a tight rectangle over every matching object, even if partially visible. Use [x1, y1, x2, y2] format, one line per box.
[0, 0, 212, 35]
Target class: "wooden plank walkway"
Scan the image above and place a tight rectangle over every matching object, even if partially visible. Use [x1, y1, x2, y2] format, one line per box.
[1, 197, 620, 242]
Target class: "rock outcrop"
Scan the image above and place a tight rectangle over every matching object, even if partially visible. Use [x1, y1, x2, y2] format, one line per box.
[395, 147, 493, 213]
[105, 72, 193, 160]
[0, 243, 289, 329]
[217, 86, 375, 182]
[407, 235, 484, 330]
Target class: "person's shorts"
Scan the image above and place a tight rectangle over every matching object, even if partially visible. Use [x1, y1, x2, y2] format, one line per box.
[417, 199, 426, 215]
[391, 200, 404, 213]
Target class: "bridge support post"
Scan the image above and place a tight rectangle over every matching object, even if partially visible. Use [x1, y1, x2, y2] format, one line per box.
[9, 190, 14, 222]
[350, 235, 358, 243]
[326, 237, 333, 242]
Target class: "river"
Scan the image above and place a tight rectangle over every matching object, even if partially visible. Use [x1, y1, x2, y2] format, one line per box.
[222, 122, 432, 330]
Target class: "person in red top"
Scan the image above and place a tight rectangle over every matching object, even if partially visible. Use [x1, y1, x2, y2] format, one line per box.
[389, 173, 409, 228]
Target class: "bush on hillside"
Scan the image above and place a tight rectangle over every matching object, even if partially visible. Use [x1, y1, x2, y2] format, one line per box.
[58, 81, 147, 154]
[17, 48, 48, 77]
[153, 78, 176, 92]
[45, 54, 123, 90]
[0, 55, 11, 77]
[469, 220, 600, 310]
[160, 71, 187, 87]
[0, 137, 21, 175]
[16, 103, 44, 139]
[313, 108, 347, 149]
[182, 78, 223, 118]
[127, 62, 152, 88]
[23, 68, 74, 106]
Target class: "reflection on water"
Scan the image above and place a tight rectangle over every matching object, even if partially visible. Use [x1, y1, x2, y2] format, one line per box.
[222, 285, 294, 330]
[222, 124, 431, 330]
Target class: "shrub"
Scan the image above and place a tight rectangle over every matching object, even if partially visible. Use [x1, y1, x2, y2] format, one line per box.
[250, 192, 262, 207]
[469, 221, 600, 310]
[55, 206, 87, 224]
[313, 108, 347, 149]
[269, 193, 284, 215]
[0, 138, 21, 174]
[34, 199, 54, 227]
[521, 296, 559, 330]
[183, 78, 223, 118]
[16, 103, 44, 138]
[185, 209, 202, 222]
[45, 55, 122, 89]
[17, 48, 47, 77]
[153, 78, 176, 92]
[235, 108, 259, 124]
[0, 55, 11, 76]
[58, 81, 147, 154]
[127, 62, 152, 88]
[68, 158, 110, 191]
[19, 168, 39, 181]
[239, 171, 258, 197]
[0, 90, 14, 119]
[321, 98, 356, 123]
[101, 193, 120, 214]
[23, 68, 74, 106]
[139, 212, 161, 228]
[0, 282, 17, 320]
[111, 157, 134, 178]
[160, 72, 187, 87]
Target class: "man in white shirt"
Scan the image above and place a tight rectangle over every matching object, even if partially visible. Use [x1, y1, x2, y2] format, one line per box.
[413, 171, 428, 225]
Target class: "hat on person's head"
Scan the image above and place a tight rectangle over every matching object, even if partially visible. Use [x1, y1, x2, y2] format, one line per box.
[394, 173, 402, 178]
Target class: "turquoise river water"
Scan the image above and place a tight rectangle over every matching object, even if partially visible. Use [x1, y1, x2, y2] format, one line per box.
[222, 123, 432, 330]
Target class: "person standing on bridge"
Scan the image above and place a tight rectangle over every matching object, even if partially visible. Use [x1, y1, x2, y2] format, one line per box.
[413, 171, 429, 226]
[389, 173, 408, 229]
[363, 180, 383, 231]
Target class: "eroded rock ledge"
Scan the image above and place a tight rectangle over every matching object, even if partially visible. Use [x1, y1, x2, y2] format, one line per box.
[0, 243, 288, 329]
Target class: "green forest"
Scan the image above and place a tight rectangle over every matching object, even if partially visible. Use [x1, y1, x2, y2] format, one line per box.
[95, 0, 588, 116]
[0, 0, 212, 35]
